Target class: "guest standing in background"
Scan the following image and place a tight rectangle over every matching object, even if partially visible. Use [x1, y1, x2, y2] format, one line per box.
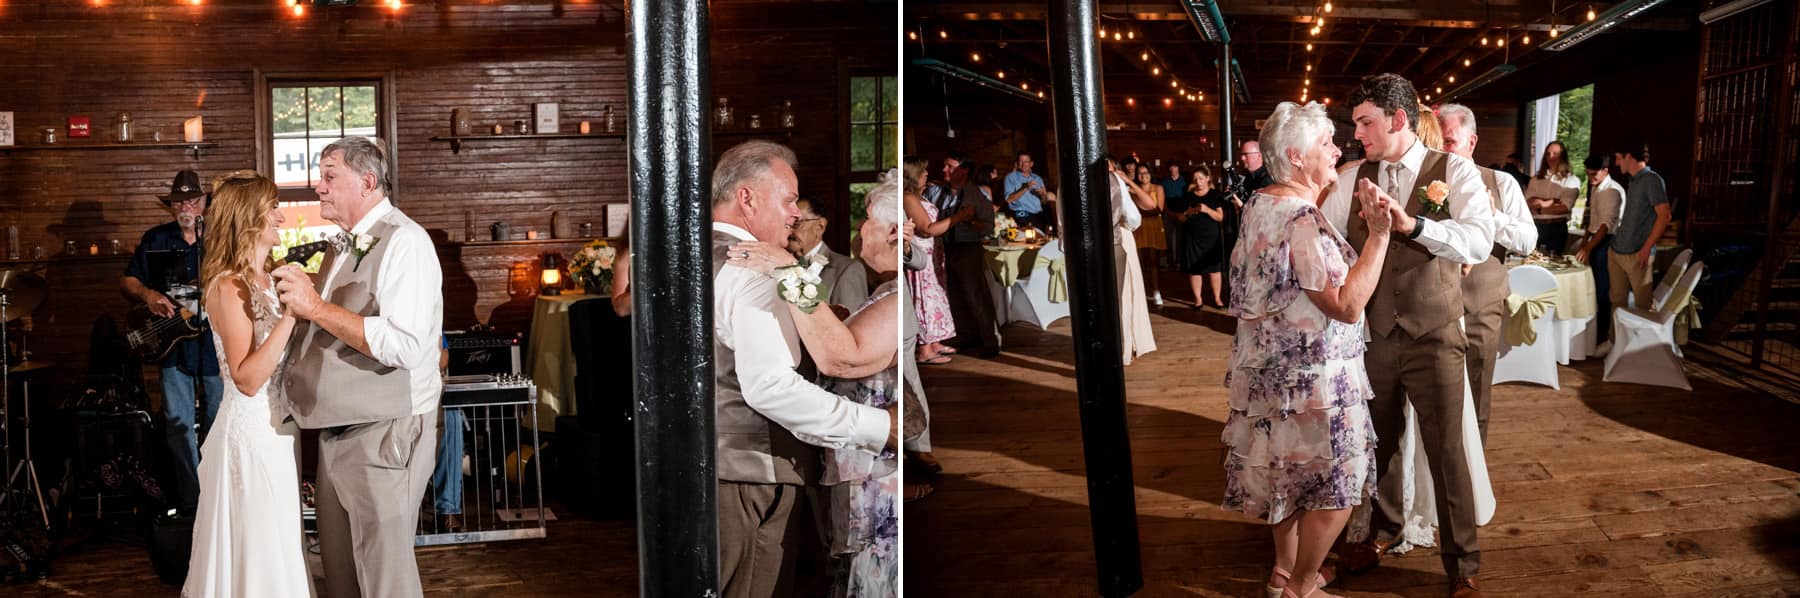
[1002, 152, 1055, 232]
[1175, 165, 1228, 308]
[939, 151, 1000, 357]
[1572, 154, 1625, 350]
[1224, 101, 1390, 598]
[1527, 140, 1581, 254]
[905, 157, 973, 365]
[1160, 163, 1187, 264]
[1108, 157, 1156, 364]
[1132, 164, 1168, 308]
[1608, 140, 1671, 312]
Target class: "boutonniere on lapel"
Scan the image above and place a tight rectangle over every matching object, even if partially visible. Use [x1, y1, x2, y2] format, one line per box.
[349, 233, 382, 272]
[1415, 179, 1451, 215]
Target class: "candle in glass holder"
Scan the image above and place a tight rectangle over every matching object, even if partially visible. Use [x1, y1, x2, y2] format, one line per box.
[183, 116, 203, 142]
[579, 121, 591, 134]
[493, 123, 504, 135]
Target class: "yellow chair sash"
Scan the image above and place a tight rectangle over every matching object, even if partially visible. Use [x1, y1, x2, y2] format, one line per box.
[1035, 255, 1067, 303]
[1502, 288, 1559, 346]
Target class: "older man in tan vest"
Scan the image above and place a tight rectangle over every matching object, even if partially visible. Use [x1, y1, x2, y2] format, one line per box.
[274, 136, 443, 597]
[708, 140, 895, 598]
[1438, 104, 1538, 442]
[1323, 75, 1498, 598]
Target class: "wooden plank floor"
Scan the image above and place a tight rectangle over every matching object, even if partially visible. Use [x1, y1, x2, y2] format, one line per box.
[12, 505, 641, 596]
[904, 301, 1800, 597]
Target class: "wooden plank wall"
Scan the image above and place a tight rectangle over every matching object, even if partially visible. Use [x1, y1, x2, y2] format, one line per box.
[0, 0, 894, 382]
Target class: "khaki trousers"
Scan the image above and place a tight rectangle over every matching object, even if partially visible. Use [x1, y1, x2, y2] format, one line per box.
[1464, 300, 1505, 443]
[1608, 248, 1654, 311]
[718, 481, 805, 598]
[1365, 321, 1482, 579]
[316, 411, 438, 598]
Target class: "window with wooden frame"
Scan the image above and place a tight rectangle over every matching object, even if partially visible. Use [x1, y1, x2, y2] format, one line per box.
[255, 73, 396, 262]
[845, 73, 897, 234]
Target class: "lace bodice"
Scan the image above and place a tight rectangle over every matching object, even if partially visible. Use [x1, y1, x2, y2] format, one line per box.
[209, 274, 286, 401]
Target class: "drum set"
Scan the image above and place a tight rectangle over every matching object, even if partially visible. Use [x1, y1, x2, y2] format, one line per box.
[0, 268, 50, 531]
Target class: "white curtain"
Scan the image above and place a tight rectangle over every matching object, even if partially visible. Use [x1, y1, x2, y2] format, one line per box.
[1531, 94, 1561, 174]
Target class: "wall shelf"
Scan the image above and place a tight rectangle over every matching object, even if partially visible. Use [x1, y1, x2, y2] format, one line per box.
[430, 128, 793, 153]
[0, 141, 218, 158]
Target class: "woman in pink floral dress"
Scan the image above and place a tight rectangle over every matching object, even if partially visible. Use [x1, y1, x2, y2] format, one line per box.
[1223, 102, 1396, 598]
[903, 157, 971, 365]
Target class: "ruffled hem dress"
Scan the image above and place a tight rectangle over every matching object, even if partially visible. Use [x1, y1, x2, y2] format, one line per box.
[1221, 192, 1377, 524]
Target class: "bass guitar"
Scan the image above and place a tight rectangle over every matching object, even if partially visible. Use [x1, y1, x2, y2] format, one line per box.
[125, 240, 331, 361]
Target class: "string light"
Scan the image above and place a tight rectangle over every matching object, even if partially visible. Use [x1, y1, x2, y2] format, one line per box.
[1127, 97, 1136, 106]
[1113, 32, 1122, 41]
[1449, 75, 1456, 83]
[1037, 91, 1045, 98]
[1127, 29, 1135, 40]
[1497, 38, 1505, 47]
[1306, 43, 1314, 52]
[1324, 2, 1333, 12]
[908, 31, 917, 40]
[1436, 86, 1443, 93]
[1305, 64, 1312, 72]
[1463, 58, 1471, 67]
[1550, 27, 1560, 38]
[1141, 51, 1150, 61]
[997, 70, 1005, 79]
[1522, 34, 1531, 45]
[1170, 80, 1179, 88]
[1317, 17, 1325, 28]
[1304, 78, 1310, 86]
[971, 52, 981, 62]
[1481, 36, 1489, 46]
[1163, 98, 1173, 107]
[1021, 82, 1029, 90]
[1152, 66, 1161, 75]
[292, 2, 304, 15]
[1099, 27, 1106, 38]
[1587, 5, 1596, 21]
[1324, 97, 1331, 104]
[938, 30, 947, 39]
[1425, 93, 1432, 101]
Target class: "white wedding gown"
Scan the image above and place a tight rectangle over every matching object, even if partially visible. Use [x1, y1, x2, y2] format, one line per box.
[182, 279, 313, 597]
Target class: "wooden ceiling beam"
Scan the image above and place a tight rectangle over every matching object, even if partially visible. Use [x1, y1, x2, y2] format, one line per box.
[1339, 23, 1380, 72]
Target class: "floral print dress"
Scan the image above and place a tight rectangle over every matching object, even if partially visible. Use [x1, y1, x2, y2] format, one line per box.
[1221, 192, 1378, 524]
[821, 281, 900, 598]
[908, 201, 957, 345]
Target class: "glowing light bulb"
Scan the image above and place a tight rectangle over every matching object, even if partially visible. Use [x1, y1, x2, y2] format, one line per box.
[1588, 6, 1596, 21]
[908, 31, 917, 40]
[1127, 29, 1135, 40]
[1522, 34, 1531, 45]
[1114, 32, 1122, 41]
[1171, 80, 1179, 88]
[971, 52, 981, 62]
[1304, 78, 1310, 86]
[1127, 97, 1136, 106]
[1306, 64, 1312, 72]
[1141, 51, 1149, 61]
[1164, 98, 1173, 107]
[1152, 67, 1161, 75]
[292, 3, 304, 15]
[1448, 75, 1456, 83]
[1021, 82, 1029, 90]
[1436, 87, 1442, 93]
[1481, 36, 1489, 46]
[1325, 2, 1333, 13]
[1497, 38, 1505, 47]
[938, 30, 947, 39]
[997, 70, 1005, 79]
[1550, 27, 1560, 38]
[1463, 58, 1471, 67]
[1306, 43, 1314, 52]
[1037, 91, 1045, 98]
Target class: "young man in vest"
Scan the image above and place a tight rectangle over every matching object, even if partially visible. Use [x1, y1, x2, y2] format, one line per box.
[1323, 74, 1499, 598]
[1438, 103, 1538, 443]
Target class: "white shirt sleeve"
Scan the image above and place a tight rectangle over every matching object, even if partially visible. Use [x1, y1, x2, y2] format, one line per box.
[360, 226, 443, 371]
[1412, 154, 1499, 264]
[1491, 173, 1538, 256]
[721, 267, 890, 452]
[1323, 172, 1356, 238]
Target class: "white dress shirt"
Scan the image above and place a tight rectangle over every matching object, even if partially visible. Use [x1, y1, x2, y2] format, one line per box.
[712, 222, 889, 453]
[1488, 171, 1538, 256]
[1585, 176, 1627, 235]
[1322, 139, 1497, 265]
[322, 199, 444, 416]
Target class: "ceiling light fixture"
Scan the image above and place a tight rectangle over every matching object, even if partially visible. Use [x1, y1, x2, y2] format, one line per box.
[911, 58, 1046, 103]
[1546, 0, 1677, 51]
[1180, 0, 1232, 44]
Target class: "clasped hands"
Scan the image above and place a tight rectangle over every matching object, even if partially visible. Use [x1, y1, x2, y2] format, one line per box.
[1353, 178, 1411, 237]
[271, 263, 325, 320]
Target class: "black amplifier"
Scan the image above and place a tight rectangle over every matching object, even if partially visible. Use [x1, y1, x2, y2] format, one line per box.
[445, 330, 523, 378]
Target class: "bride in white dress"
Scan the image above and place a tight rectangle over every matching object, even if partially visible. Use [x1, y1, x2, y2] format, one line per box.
[182, 171, 312, 597]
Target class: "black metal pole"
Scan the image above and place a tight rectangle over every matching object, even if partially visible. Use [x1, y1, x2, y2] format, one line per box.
[1047, 1, 1144, 596]
[1219, 43, 1235, 169]
[627, 0, 716, 595]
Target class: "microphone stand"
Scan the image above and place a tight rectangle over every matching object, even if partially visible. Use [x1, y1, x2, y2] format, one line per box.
[185, 214, 204, 511]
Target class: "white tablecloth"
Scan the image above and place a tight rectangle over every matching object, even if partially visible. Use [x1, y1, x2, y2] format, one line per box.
[1507, 260, 1600, 363]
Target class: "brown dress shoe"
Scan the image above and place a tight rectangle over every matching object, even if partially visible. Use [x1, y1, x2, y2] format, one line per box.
[438, 514, 465, 533]
[1450, 577, 1481, 598]
[1338, 539, 1389, 575]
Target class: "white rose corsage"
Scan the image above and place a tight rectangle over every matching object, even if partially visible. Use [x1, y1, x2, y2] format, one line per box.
[350, 234, 382, 272]
[773, 254, 829, 314]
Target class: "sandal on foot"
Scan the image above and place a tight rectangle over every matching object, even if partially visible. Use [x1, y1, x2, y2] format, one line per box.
[903, 482, 935, 502]
[917, 354, 952, 366]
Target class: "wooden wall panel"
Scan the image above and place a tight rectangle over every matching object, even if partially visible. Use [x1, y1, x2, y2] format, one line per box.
[0, 0, 894, 381]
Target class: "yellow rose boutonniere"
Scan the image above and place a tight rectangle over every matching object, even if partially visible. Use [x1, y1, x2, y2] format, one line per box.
[1415, 180, 1450, 215]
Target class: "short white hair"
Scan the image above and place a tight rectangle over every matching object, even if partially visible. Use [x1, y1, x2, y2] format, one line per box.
[1437, 103, 1478, 139]
[866, 168, 901, 225]
[1258, 101, 1334, 184]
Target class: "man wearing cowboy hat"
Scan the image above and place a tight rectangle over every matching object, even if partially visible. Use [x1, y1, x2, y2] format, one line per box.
[121, 169, 221, 508]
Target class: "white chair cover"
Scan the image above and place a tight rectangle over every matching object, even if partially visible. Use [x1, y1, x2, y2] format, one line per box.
[1651, 248, 1693, 311]
[1008, 240, 1070, 330]
[1493, 265, 1560, 389]
[1605, 262, 1704, 390]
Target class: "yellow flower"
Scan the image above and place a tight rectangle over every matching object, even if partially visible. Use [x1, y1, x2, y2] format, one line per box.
[1425, 180, 1450, 203]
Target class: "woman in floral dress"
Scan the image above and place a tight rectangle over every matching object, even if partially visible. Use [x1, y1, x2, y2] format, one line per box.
[903, 157, 970, 365]
[1223, 102, 1394, 598]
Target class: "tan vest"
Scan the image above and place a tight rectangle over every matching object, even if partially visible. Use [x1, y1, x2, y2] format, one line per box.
[1348, 149, 1464, 338]
[711, 230, 820, 485]
[284, 212, 417, 428]
[1461, 167, 1511, 314]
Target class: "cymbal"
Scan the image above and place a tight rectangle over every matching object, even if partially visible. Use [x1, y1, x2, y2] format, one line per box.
[0, 269, 47, 321]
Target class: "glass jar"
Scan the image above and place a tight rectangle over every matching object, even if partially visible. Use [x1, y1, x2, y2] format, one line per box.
[603, 105, 617, 133]
[779, 100, 795, 128]
[514, 120, 529, 135]
[117, 113, 132, 142]
[41, 128, 56, 144]
[748, 114, 762, 129]
[64, 240, 77, 256]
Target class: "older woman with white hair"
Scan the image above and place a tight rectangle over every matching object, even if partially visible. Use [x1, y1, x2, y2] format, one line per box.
[1223, 102, 1394, 598]
[730, 170, 905, 597]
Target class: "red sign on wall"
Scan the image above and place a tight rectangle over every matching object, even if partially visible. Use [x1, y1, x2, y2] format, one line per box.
[68, 115, 90, 138]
